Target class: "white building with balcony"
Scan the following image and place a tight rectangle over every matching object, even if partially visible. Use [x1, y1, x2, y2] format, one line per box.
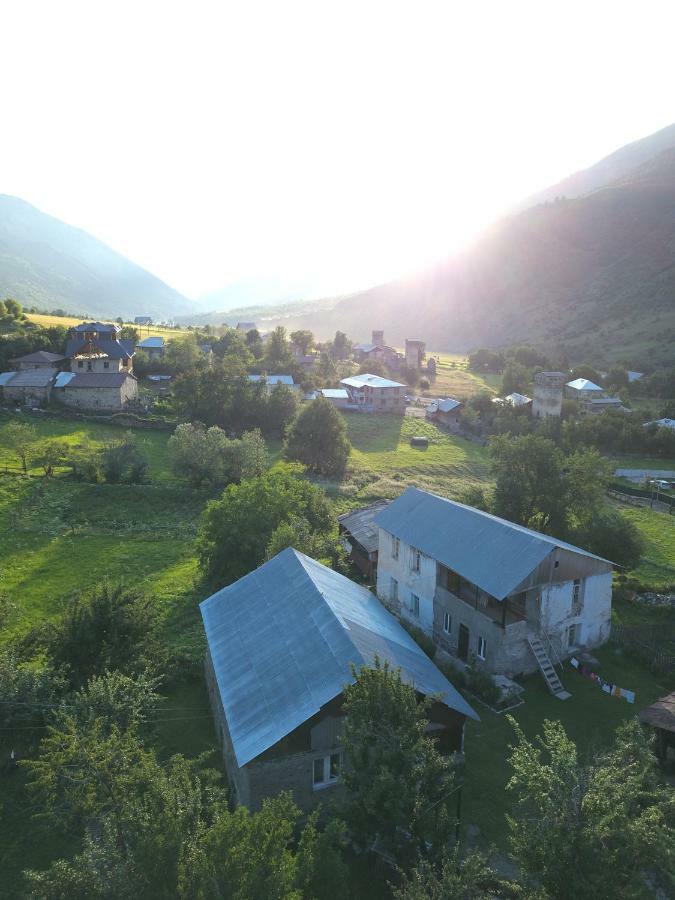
[374, 488, 613, 678]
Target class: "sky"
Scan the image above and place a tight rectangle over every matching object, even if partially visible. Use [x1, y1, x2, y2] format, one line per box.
[2, 0, 675, 303]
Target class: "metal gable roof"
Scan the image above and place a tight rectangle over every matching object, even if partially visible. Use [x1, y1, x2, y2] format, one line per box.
[200, 548, 477, 768]
[566, 378, 603, 391]
[341, 373, 406, 389]
[138, 336, 164, 348]
[0, 371, 17, 386]
[374, 488, 611, 601]
[3, 369, 55, 387]
[338, 501, 390, 554]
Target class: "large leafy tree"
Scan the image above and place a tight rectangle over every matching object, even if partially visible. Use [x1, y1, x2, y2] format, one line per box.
[506, 717, 675, 900]
[2, 420, 36, 473]
[197, 466, 334, 584]
[290, 330, 314, 354]
[342, 659, 458, 870]
[392, 847, 511, 900]
[285, 397, 351, 475]
[169, 423, 269, 487]
[264, 326, 294, 371]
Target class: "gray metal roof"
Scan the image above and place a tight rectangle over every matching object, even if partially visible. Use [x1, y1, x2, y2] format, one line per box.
[375, 488, 612, 601]
[248, 374, 295, 386]
[200, 548, 477, 768]
[338, 501, 390, 554]
[54, 372, 76, 388]
[321, 388, 349, 399]
[3, 369, 55, 388]
[10, 350, 66, 364]
[566, 377, 603, 391]
[138, 336, 164, 348]
[0, 371, 17, 386]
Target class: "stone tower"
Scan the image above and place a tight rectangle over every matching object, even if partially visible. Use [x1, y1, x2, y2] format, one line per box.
[371, 329, 384, 346]
[405, 339, 425, 369]
[532, 371, 566, 418]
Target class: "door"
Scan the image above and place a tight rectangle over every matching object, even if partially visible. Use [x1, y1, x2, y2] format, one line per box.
[458, 624, 470, 662]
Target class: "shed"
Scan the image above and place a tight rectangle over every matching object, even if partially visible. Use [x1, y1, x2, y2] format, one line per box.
[337, 501, 390, 579]
[1, 369, 55, 406]
[639, 691, 675, 760]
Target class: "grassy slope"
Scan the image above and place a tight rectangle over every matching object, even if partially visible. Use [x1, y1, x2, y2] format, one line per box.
[616, 505, 675, 590]
[26, 312, 190, 342]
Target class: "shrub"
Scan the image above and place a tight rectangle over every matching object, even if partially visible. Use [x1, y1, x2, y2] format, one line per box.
[399, 620, 436, 659]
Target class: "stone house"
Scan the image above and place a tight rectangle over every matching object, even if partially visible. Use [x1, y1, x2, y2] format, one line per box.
[137, 336, 165, 358]
[532, 371, 566, 418]
[66, 322, 134, 374]
[340, 374, 406, 413]
[200, 548, 477, 812]
[426, 397, 463, 428]
[375, 488, 613, 679]
[9, 350, 68, 371]
[318, 388, 350, 408]
[0, 369, 55, 406]
[53, 371, 138, 410]
[565, 377, 604, 401]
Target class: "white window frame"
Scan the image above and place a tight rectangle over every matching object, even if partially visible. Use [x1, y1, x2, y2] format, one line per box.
[411, 548, 421, 573]
[477, 635, 487, 660]
[392, 536, 400, 560]
[411, 593, 420, 617]
[572, 578, 582, 605]
[312, 752, 342, 791]
[443, 611, 451, 634]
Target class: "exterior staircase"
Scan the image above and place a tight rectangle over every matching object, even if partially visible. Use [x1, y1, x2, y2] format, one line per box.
[528, 634, 571, 700]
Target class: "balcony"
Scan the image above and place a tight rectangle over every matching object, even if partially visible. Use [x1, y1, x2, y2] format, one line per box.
[435, 584, 527, 629]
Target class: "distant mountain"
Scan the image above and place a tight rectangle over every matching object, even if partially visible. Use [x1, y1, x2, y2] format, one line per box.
[0, 194, 193, 320]
[193, 277, 326, 316]
[266, 143, 675, 367]
[520, 121, 675, 208]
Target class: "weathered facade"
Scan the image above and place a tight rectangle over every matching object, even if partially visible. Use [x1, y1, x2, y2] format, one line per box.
[532, 371, 566, 419]
[200, 548, 477, 812]
[405, 339, 425, 369]
[55, 372, 138, 410]
[426, 397, 463, 429]
[9, 351, 67, 371]
[0, 369, 55, 406]
[337, 501, 389, 580]
[375, 488, 613, 676]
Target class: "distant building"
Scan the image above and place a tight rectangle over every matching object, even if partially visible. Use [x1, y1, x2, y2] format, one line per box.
[247, 374, 297, 394]
[236, 322, 257, 331]
[53, 371, 138, 410]
[405, 339, 425, 370]
[340, 373, 406, 414]
[137, 336, 165, 358]
[644, 418, 675, 432]
[318, 388, 350, 408]
[200, 548, 477, 811]
[583, 396, 629, 415]
[627, 371, 644, 383]
[9, 350, 68, 371]
[371, 329, 384, 346]
[0, 369, 55, 406]
[565, 377, 604, 401]
[532, 371, 566, 418]
[426, 397, 463, 428]
[492, 392, 532, 408]
[338, 501, 389, 580]
[134, 316, 153, 325]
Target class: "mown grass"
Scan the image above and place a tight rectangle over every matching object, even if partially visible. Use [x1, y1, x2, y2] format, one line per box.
[425, 352, 500, 399]
[616, 505, 675, 590]
[462, 642, 675, 849]
[26, 312, 191, 343]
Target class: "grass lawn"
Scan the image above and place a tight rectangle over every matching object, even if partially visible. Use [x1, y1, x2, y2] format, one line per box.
[425, 352, 500, 399]
[462, 642, 675, 849]
[610, 454, 675, 472]
[615, 504, 675, 590]
[26, 312, 191, 343]
[322, 413, 491, 510]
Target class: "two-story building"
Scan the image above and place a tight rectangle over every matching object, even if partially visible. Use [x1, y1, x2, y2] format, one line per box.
[340, 373, 406, 413]
[375, 488, 613, 679]
[200, 548, 477, 812]
[66, 322, 135, 374]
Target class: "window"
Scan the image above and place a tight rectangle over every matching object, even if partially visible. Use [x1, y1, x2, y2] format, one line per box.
[392, 536, 399, 560]
[572, 579, 581, 605]
[77, 360, 84, 369]
[122, 358, 129, 367]
[313, 752, 342, 790]
[477, 635, 487, 660]
[390, 578, 398, 603]
[103, 361, 109, 369]
[411, 594, 420, 617]
[440, 565, 460, 594]
[411, 549, 421, 573]
[443, 611, 451, 634]
[86, 362, 92, 371]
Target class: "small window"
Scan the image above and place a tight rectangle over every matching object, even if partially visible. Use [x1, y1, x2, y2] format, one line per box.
[411, 594, 420, 617]
[390, 578, 398, 603]
[103, 361, 109, 369]
[313, 758, 324, 786]
[87, 362, 92, 371]
[572, 579, 581, 605]
[313, 753, 342, 790]
[122, 358, 129, 367]
[411, 549, 421, 573]
[477, 636, 487, 660]
[392, 536, 399, 560]
[443, 611, 451, 634]
[77, 360, 84, 369]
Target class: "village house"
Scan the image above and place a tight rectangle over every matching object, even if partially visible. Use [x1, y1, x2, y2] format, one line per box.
[375, 488, 613, 693]
[353, 330, 403, 370]
[134, 316, 153, 325]
[337, 500, 390, 580]
[66, 322, 134, 374]
[532, 371, 566, 418]
[583, 396, 629, 415]
[247, 374, 298, 394]
[565, 377, 604, 401]
[497, 392, 532, 408]
[0, 369, 55, 406]
[645, 418, 675, 432]
[200, 548, 477, 812]
[317, 387, 350, 408]
[53, 371, 138, 410]
[9, 350, 68, 370]
[426, 397, 463, 428]
[137, 336, 165, 358]
[340, 373, 406, 413]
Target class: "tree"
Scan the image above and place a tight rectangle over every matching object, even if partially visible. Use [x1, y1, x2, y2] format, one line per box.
[50, 582, 163, 689]
[358, 358, 388, 378]
[267, 384, 299, 438]
[100, 434, 148, 484]
[500, 362, 531, 396]
[506, 717, 675, 899]
[265, 326, 294, 371]
[330, 330, 352, 361]
[0, 647, 67, 730]
[342, 659, 458, 869]
[37, 439, 68, 477]
[571, 508, 643, 567]
[4, 297, 23, 318]
[60, 670, 164, 736]
[604, 366, 629, 392]
[197, 467, 333, 584]
[119, 325, 140, 342]
[393, 847, 508, 899]
[290, 330, 314, 354]
[169, 423, 269, 487]
[2, 420, 36, 473]
[285, 397, 351, 475]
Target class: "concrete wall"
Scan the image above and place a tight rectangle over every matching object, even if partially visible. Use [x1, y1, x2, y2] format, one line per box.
[540, 571, 612, 653]
[376, 527, 435, 634]
[58, 378, 137, 410]
[3, 385, 52, 406]
[532, 381, 564, 418]
[72, 357, 124, 373]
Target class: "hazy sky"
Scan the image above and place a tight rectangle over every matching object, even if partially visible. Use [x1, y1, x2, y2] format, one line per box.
[2, 0, 674, 300]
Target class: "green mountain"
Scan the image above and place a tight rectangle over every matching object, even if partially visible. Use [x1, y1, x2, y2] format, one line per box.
[266, 141, 675, 367]
[0, 194, 192, 320]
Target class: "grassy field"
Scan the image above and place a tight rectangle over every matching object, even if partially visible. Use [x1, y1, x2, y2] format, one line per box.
[26, 312, 191, 342]
[616, 504, 675, 590]
[425, 352, 500, 399]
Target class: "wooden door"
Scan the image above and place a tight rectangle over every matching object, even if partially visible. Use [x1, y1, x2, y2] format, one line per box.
[458, 624, 470, 662]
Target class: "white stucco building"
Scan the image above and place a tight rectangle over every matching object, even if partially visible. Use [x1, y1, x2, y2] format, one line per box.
[374, 488, 613, 677]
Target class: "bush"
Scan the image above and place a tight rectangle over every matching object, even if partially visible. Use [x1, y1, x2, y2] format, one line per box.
[465, 664, 501, 706]
[399, 620, 436, 659]
[571, 509, 644, 568]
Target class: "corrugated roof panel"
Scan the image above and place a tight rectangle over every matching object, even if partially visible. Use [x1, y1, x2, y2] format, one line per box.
[374, 488, 611, 601]
[54, 372, 76, 388]
[566, 378, 603, 391]
[3, 370, 55, 387]
[341, 374, 406, 389]
[0, 371, 17, 386]
[200, 548, 477, 767]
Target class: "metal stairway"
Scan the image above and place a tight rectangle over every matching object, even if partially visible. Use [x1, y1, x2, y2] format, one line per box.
[528, 634, 571, 700]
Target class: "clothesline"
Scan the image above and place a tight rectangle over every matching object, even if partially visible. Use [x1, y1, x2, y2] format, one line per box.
[569, 657, 635, 704]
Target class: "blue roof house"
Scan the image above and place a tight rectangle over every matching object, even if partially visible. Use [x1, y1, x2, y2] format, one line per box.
[375, 488, 614, 691]
[200, 548, 477, 811]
